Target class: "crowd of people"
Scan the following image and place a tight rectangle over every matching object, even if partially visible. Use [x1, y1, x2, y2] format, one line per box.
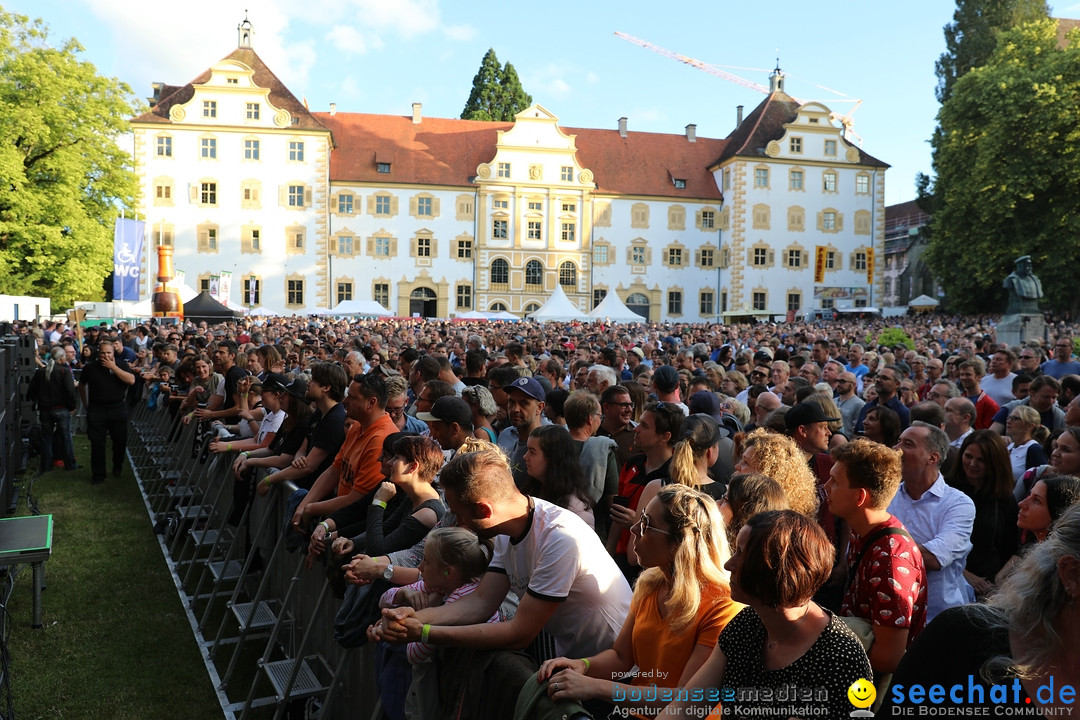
[21, 309, 1080, 718]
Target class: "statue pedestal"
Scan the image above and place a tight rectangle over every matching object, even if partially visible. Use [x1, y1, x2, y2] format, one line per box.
[998, 313, 1045, 349]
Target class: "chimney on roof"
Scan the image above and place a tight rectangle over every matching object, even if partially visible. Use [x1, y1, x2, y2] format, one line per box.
[412, 102, 422, 125]
[769, 60, 785, 93]
[329, 103, 336, 116]
[685, 124, 697, 142]
[736, 105, 744, 128]
[618, 117, 628, 138]
[237, 12, 254, 49]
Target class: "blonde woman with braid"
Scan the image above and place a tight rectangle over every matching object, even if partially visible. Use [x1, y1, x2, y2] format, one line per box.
[535, 485, 740, 718]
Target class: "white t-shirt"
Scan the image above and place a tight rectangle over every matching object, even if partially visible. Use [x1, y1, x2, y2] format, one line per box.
[490, 498, 631, 658]
[257, 408, 285, 443]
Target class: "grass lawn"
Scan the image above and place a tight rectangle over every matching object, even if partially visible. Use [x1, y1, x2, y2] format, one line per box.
[4, 434, 221, 720]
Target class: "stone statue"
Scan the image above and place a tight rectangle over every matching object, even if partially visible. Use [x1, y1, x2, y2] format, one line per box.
[1003, 255, 1043, 315]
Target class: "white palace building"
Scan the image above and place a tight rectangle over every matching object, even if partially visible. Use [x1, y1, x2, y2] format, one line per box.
[131, 19, 888, 322]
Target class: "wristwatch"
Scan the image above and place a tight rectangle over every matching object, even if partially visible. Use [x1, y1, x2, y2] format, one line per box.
[382, 563, 394, 582]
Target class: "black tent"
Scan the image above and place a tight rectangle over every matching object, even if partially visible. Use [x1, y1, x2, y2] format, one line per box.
[182, 291, 244, 323]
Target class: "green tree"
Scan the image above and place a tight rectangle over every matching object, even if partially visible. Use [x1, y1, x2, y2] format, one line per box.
[924, 19, 1080, 316]
[0, 10, 140, 308]
[934, 0, 1047, 103]
[461, 48, 532, 121]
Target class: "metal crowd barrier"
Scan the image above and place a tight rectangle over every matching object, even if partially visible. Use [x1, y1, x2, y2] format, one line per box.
[126, 399, 377, 720]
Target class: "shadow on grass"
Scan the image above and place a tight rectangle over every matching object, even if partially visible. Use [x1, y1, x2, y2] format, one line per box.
[5, 435, 222, 720]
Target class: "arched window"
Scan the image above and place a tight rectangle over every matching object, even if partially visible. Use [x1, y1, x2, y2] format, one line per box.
[491, 259, 509, 284]
[525, 259, 544, 286]
[490, 302, 508, 312]
[558, 261, 577, 287]
[524, 302, 541, 314]
[626, 293, 650, 320]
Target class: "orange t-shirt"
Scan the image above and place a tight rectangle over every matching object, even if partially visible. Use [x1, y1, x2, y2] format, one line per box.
[333, 412, 397, 498]
[630, 583, 742, 688]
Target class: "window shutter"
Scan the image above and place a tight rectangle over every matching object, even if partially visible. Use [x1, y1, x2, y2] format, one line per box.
[391, 238, 399, 255]
[391, 197, 399, 215]
[367, 195, 376, 214]
[305, 187, 312, 206]
[367, 237, 374, 256]
[836, 213, 844, 231]
[410, 238, 417, 258]
[189, 185, 198, 203]
[278, 185, 287, 206]
[331, 194, 338, 210]
[432, 198, 441, 217]
[768, 250, 775, 266]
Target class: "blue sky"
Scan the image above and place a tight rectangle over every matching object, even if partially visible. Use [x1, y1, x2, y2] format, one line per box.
[9, 0, 1080, 205]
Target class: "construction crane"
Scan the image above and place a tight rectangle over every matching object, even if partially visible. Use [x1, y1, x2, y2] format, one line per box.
[614, 31, 863, 145]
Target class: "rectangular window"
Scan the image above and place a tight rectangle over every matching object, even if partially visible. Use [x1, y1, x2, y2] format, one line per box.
[790, 170, 804, 190]
[528, 201, 543, 211]
[287, 279, 304, 306]
[593, 289, 607, 308]
[788, 249, 802, 267]
[246, 102, 260, 120]
[416, 236, 431, 257]
[594, 245, 609, 264]
[457, 238, 472, 259]
[497, 162, 510, 178]
[250, 229, 260, 251]
[673, 178, 686, 189]
[826, 251, 836, 269]
[753, 248, 767, 266]
[244, 139, 259, 160]
[417, 197, 433, 216]
[561, 166, 574, 182]
[200, 278, 211, 293]
[700, 291, 714, 315]
[288, 185, 305, 207]
[492, 219, 508, 239]
[200, 138, 217, 159]
[668, 248, 682, 266]
[493, 199, 509, 209]
[823, 212, 836, 230]
[789, 137, 802, 153]
[701, 210, 715, 229]
[754, 167, 769, 188]
[823, 172, 837, 192]
[527, 221, 542, 240]
[822, 298, 835, 309]
[244, 278, 260, 305]
[373, 283, 390, 306]
[668, 291, 682, 315]
[289, 141, 304, 161]
[375, 195, 391, 215]
[825, 140, 837, 156]
[375, 237, 390, 256]
[855, 251, 867, 271]
[202, 101, 216, 118]
[155, 184, 171, 200]
[561, 222, 575, 242]
[753, 292, 767, 311]
[337, 282, 353, 304]
[207, 228, 217, 250]
[377, 162, 391, 174]
[156, 136, 172, 157]
[562, 202, 577, 213]
[699, 248, 714, 267]
[787, 293, 801, 312]
[456, 285, 472, 309]
[292, 230, 305, 251]
[338, 194, 354, 214]
[200, 182, 217, 205]
[337, 235, 354, 256]
[632, 246, 646, 265]
[856, 175, 870, 194]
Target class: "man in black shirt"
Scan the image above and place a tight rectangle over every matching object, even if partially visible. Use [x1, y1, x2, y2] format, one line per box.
[79, 343, 136, 484]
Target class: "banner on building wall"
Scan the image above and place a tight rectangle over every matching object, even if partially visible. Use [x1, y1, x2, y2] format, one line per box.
[175, 270, 186, 287]
[865, 247, 875, 285]
[813, 287, 869, 302]
[112, 218, 145, 301]
[814, 246, 827, 284]
[219, 271, 232, 304]
[208, 275, 220, 299]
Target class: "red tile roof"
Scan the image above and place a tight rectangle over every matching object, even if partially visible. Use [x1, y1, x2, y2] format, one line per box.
[709, 91, 888, 169]
[133, 48, 328, 133]
[313, 111, 726, 200]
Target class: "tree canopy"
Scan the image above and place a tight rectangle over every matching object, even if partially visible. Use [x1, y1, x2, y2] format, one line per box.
[0, 10, 140, 308]
[924, 19, 1080, 316]
[461, 48, 533, 121]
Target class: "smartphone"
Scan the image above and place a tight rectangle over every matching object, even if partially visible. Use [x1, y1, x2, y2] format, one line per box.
[612, 496, 630, 508]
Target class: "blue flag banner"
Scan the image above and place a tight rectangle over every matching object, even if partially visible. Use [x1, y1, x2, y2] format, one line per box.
[113, 218, 145, 301]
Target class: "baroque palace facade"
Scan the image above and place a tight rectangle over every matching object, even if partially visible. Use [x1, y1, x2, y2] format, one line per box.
[131, 20, 888, 322]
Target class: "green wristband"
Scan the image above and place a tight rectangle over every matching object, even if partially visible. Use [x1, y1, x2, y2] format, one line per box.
[581, 657, 591, 672]
[373, 499, 387, 509]
[421, 624, 431, 643]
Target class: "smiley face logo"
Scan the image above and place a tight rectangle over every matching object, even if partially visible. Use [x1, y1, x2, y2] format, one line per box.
[848, 678, 876, 709]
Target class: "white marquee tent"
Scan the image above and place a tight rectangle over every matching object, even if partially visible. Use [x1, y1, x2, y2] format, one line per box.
[588, 292, 646, 323]
[527, 285, 582, 322]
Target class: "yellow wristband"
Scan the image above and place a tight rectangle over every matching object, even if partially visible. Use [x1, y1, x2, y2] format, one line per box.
[227, 443, 233, 451]
[421, 624, 431, 643]
[581, 657, 591, 672]
[373, 499, 387, 509]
